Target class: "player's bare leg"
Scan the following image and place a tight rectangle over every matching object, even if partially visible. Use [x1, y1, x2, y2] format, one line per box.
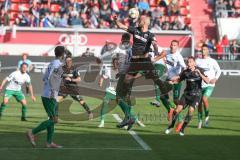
[0, 97, 9, 119]
[165, 105, 183, 134]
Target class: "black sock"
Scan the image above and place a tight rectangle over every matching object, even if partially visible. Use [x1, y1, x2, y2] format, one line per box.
[82, 103, 91, 114]
[180, 115, 193, 132]
[168, 111, 178, 129]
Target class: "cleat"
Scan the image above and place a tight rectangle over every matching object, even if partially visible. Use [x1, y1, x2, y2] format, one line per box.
[167, 108, 174, 121]
[127, 118, 135, 131]
[179, 131, 185, 136]
[46, 142, 63, 148]
[98, 120, 104, 128]
[116, 117, 129, 129]
[164, 128, 172, 135]
[26, 130, 36, 147]
[21, 117, 27, 121]
[150, 101, 160, 107]
[198, 120, 203, 129]
[136, 120, 145, 127]
[175, 122, 184, 133]
[205, 116, 209, 127]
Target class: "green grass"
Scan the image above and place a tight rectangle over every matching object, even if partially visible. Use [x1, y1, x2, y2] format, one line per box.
[0, 96, 239, 160]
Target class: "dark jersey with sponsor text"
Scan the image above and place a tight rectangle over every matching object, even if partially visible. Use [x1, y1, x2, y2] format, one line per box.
[61, 65, 80, 85]
[127, 26, 156, 56]
[179, 67, 206, 94]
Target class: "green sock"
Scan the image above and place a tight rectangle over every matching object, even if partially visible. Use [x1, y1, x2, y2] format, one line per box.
[204, 108, 209, 117]
[177, 113, 184, 122]
[47, 122, 55, 144]
[100, 100, 109, 121]
[32, 119, 54, 135]
[160, 96, 170, 112]
[118, 101, 127, 116]
[154, 85, 161, 102]
[198, 111, 203, 122]
[21, 105, 27, 118]
[118, 99, 130, 119]
[81, 102, 91, 114]
[129, 106, 137, 121]
[0, 103, 7, 116]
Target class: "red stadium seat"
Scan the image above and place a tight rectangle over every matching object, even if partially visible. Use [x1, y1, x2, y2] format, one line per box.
[10, 3, 19, 11]
[10, 12, 18, 20]
[11, 0, 20, 2]
[160, 7, 167, 15]
[179, 0, 188, 7]
[149, 0, 157, 7]
[50, 4, 61, 13]
[180, 7, 189, 16]
[169, 16, 176, 23]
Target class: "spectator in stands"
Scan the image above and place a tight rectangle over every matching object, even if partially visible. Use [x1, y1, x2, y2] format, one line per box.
[216, 39, 224, 60]
[18, 53, 33, 72]
[56, 13, 69, 27]
[170, 16, 184, 30]
[168, 0, 180, 16]
[99, 3, 112, 27]
[138, 0, 150, 12]
[151, 7, 163, 30]
[119, 4, 129, 21]
[226, 0, 235, 17]
[41, 11, 54, 27]
[229, 39, 239, 60]
[215, 0, 228, 18]
[221, 34, 229, 58]
[161, 15, 170, 30]
[89, 5, 100, 28]
[0, 9, 9, 26]
[159, 0, 168, 8]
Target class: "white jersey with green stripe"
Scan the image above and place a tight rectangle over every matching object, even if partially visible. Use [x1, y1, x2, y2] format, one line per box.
[196, 57, 221, 87]
[165, 50, 186, 80]
[5, 70, 31, 91]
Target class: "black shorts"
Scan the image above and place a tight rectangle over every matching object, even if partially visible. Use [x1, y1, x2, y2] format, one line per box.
[58, 93, 83, 102]
[179, 92, 202, 109]
[127, 57, 157, 79]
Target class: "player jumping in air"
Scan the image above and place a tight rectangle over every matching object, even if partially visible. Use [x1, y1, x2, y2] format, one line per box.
[27, 46, 65, 148]
[196, 44, 221, 128]
[0, 63, 36, 121]
[114, 15, 172, 129]
[165, 56, 209, 136]
[58, 55, 93, 120]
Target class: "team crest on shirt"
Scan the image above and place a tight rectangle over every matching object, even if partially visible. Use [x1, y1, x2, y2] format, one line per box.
[144, 34, 148, 39]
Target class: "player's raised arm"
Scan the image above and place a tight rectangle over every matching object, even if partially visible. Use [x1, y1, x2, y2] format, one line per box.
[114, 16, 128, 31]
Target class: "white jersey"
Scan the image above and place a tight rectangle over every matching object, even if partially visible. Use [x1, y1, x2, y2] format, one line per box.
[5, 70, 31, 91]
[42, 59, 63, 99]
[196, 57, 221, 87]
[165, 50, 186, 79]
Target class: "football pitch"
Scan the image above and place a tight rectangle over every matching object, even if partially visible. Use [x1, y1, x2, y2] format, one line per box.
[0, 96, 239, 160]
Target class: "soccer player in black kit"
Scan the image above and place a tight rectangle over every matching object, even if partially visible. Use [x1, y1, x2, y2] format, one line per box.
[114, 15, 172, 129]
[165, 57, 209, 136]
[58, 56, 93, 120]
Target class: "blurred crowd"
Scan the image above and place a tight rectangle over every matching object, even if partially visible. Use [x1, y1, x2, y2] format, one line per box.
[213, 0, 240, 18]
[0, 0, 191, 30]
[195, 35, 240, 60]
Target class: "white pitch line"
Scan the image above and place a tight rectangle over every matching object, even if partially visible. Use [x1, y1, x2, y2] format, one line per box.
[112, 114, 152, 151]
[0, 147, 144, 151]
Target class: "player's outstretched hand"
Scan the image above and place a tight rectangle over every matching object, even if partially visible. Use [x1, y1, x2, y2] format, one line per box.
[31, 96, 36, 102]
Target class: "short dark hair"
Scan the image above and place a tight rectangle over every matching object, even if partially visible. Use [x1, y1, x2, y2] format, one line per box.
[20, 62, 28, 68]
[171, 40, 179, 45]
[65, 49, 72, 57]
[121, 33, 131, 42]
[202, 44, 209, 49]
[54, 46, 65, 58]
[187, 56, 195, 61]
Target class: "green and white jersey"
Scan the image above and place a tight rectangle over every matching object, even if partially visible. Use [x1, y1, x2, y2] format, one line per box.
[5, 70, 31, 91]
[196, 57, 221, 87]
[99, 64, 118, 89]
[165, 50, 186, 80]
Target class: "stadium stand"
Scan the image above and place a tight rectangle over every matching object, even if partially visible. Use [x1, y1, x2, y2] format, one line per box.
[0, 0, 191, 30]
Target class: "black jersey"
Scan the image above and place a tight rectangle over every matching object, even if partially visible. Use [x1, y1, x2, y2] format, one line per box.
[127, 26, 156, 56]
[179, 67, 206, 94]
[61, 65, 80, 85]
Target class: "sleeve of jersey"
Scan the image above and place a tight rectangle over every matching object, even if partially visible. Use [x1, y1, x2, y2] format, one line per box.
[26, 75, 31, 85]
[127, 26, 135, 34]
[213, 61, 221, 79]
[179, 70, 186, 81]
[179, 55, 186, 68]
[6, 72, 15, 81]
